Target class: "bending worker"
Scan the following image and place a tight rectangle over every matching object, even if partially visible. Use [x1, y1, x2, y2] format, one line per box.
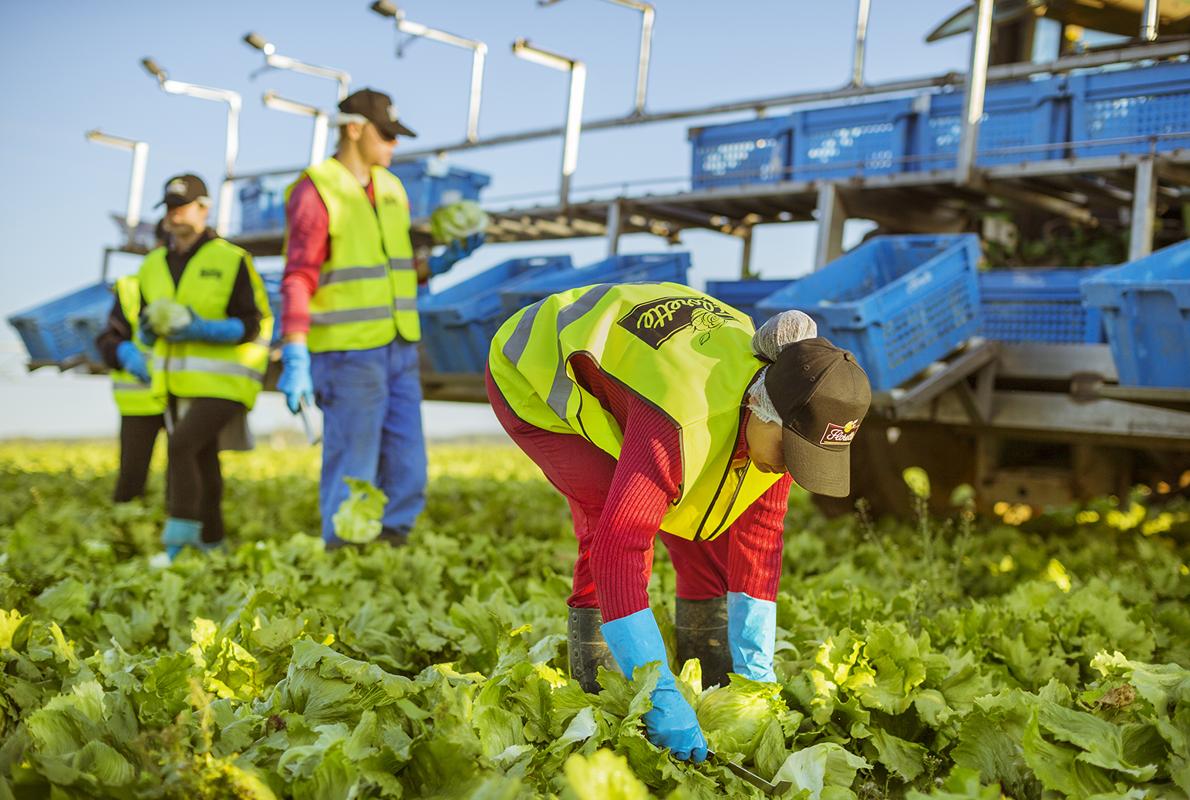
[277, 88, 481, 548]
[137, 174, 273, 558]
[96, 271, 168, 503]
[486, 282, 871, 761]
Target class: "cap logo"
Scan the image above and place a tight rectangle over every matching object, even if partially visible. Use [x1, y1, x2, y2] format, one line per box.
[820, 419, 859, 446]
[617, 295, 734, 349]
[166, 179, 188, 196]
[387, 105, 399, 122]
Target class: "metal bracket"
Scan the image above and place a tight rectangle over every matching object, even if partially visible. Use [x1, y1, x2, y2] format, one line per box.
[872, 339, 1001, 422]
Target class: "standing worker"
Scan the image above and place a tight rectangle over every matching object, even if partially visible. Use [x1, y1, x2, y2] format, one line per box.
[95, 271, 168, 504]
[137, 174, 273, 559]
[487, 283, 871, 762]
[276, 88, 482, 548]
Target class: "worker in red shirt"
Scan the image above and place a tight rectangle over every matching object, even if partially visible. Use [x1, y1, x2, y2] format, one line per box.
[487, 283, 871, 762]
[276, 88, 481, 547]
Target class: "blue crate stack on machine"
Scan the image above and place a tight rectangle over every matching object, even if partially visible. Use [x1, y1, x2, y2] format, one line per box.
[757, 235, 983, 392]
[499, 253, 692, 314]
[979, 268, 1108, 344]
[419, 256, 575, 374]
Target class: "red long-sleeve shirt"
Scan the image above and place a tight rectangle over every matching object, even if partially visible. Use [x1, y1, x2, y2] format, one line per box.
[282, 175, 426, 338]
[490, 356, 792, 621]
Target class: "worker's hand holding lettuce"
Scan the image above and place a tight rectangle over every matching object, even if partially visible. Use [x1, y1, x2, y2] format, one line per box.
[429, 232, 485, 276]
[139, 299, 244, 344]
[601, 608, 709, 762]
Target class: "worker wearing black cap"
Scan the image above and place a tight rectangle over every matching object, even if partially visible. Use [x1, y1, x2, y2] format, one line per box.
[487, 283, 872, 761]
[127, 174, 272, 559]
[276, 88, 483, 548]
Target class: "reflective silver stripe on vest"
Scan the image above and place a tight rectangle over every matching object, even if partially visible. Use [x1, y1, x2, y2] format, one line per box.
[319, 264, 388, 287]
[309, 306, 393, 326]
[393, 297, 418, 312]
[153, 356, 265, 383]
[112, 382, 151, 392]
[545, 284, 616, 418]
[501, 299, 545, 365]
[389, 257, 415, 272]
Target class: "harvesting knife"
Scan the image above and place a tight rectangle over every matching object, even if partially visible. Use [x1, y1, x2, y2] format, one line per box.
[297, 397, 322, 446]
[708, 750, 791, 795]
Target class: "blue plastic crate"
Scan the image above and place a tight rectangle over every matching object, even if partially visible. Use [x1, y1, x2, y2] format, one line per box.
[689, 116, 794, 189]
[914, 77, 1070, 170]
[8, 282, 115, 366]
[979, 268, 1106, 344]
[704, 278, 797, 326]
[500, 252, 693, 315]
[791, 97, 916, 180]
[419, 256, 575, 373]
[238, 177, 289, 234]
[1081, 240, 1190, 388]
[1069, 60, 1190, 157]
[67, 312, 109, 365]
[756, 235, 982, 391]
[389, 159, 491, 219]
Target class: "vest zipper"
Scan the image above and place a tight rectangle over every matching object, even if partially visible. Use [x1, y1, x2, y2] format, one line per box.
[706, 463, 750, 540]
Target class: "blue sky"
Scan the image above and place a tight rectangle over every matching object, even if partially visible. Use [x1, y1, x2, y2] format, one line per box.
[0, 0, 969, 439]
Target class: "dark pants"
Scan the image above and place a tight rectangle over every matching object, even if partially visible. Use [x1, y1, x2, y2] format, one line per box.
[167, 397, 242, 544]
[114, 414, 165, 502]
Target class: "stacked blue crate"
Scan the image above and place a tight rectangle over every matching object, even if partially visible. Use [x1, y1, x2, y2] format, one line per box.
[389, 160, 491, 219]
[238, 176, 291, 235]
[689, 116, 795, 189]
[979, 268, 1106, 344]
[8, 283, 115, 367]
[1081, 240, 1190, 388]
[757, 235, 982, 391]
[791, 98, 917, 180]
[499, 253, 692, 315]
[914, 77, 1070, 170]
[704, 279, 797, 326]
[1069, 60, 1190, 157]
[420, 256, 575, 374]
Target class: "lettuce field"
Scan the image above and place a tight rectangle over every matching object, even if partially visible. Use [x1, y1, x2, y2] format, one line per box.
[1, 442, 1188, 799]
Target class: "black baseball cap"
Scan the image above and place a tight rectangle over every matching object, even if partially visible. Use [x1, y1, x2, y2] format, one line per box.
[339, 88, 417, 140]
[764, 337, 872, 497]
[157, 174, 209, 208]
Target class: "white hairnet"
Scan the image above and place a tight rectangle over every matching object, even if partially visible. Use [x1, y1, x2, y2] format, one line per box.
[752, 310, 818, 362]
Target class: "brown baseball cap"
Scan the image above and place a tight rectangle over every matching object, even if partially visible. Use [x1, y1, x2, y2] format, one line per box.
[339, 88, 417, 139]
[157, 174, 209, 208]
[764, 337, 872, 497]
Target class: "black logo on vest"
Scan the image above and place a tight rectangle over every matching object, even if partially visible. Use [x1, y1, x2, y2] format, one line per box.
[617, 295, 730, 349]
[200, 268, 222, 279]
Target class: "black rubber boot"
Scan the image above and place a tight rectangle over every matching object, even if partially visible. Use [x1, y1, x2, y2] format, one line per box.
[567, 606, 617, 693]
[675, 596, 731, 689]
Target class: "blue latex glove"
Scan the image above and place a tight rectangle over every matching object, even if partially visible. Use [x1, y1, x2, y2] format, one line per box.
[727, 592, 778, 683]
[116, 340, 150, 384]
[428, 232, 485, 277]
[278, 342, 314, 414]
[162, 517, 202, 561]
[166, 310, 245, 343]
[602, 609, 708, 762]
[137, 311, 159, 347]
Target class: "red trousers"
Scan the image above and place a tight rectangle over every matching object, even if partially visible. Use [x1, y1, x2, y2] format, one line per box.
[487, 368, 744, 610]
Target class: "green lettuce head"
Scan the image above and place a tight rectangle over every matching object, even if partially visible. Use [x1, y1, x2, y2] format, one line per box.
[696, 674, 787, 758]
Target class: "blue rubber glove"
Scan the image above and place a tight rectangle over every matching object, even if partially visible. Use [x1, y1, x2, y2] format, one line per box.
[278, 342, 314, 414]
[602, 609, 708, 762]
[162, 517, 202, 561]
[137, 311, 159, 347]
[116, 340, 150, 384]
[166, 310, 245, 343]
[727, 592, 778, 683]
[428, 232, 485, 277]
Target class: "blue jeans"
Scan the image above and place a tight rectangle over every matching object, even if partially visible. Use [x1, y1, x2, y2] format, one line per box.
[311, 338, 427, 543]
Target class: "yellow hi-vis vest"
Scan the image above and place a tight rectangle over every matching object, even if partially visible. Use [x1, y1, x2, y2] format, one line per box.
[489, 282, 782, 542]
[111, 275, 166, 417]
[138, 238, 273, 410]
[286, 157, 419, 353]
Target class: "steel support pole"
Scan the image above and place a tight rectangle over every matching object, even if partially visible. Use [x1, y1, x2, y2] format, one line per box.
[740, 226, 755, 279]
[127, 142, 149, 230]
[1141, 0, 1160, 41]
[851, 0, 872, 87]
[606, 198, 624, 255]
[560, 63, 587, 208]
[814, 183, 847, 270]
[1129, 157, 1157, 261]
[957, 0, 994, 185]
